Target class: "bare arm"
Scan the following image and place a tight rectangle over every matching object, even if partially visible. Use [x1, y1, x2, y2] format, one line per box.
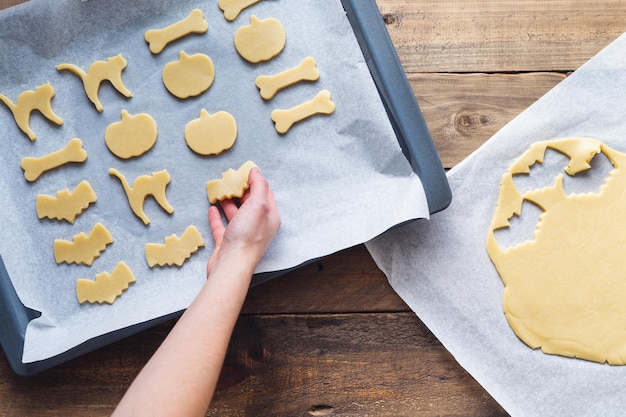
[113, 168, 280, 417]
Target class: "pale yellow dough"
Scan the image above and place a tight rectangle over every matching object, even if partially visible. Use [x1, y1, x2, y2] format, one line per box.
[219, 0, 264, 21]
[57, 54, 132, 112]
[144, 8, 208, 54]
[487, 137, 626, 364]
[76, 262, 136, 305]
[271, 89, 335, 134]
[36, 180, 97, 224]
[109, 168, 174, 225]
[20, 138, 87, 182]
[54, 223, 113, 266]
[185, 109, 237, 155]
[105, 110, 158, 159]
[0, 82, 63, 141]
[145, 225, 205, 267]
[256, 57, 320, 100]
[234, 16, 286, 63]
[207, 161, 257, 203]
[162, 51, 215, 99]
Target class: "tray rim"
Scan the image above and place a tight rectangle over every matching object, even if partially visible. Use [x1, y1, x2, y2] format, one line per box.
[0, 0, 450, 376]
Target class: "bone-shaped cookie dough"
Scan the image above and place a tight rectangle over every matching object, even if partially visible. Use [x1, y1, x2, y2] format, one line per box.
[57, 54, 132, 112]
[21, 138, 88, 182]
[207, 161, 257, 203]
[76, 262, 136, 305]
[0, 82, 63, 141]
[109, 168, 174, 225]
[144, 8, 208, 54]
[54, 223, 113, 266]
[218, 0, 263, 21]
[256, 57, 320, 100]
[271, 90, 335, 134]
[36, 180, 97, 224]
[145, 225, 205, 267]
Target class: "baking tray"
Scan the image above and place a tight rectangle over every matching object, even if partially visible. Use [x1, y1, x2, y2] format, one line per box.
[0, 0, 451, 376]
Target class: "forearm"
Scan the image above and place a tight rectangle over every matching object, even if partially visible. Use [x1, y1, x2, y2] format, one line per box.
[113, 249, 256, 417]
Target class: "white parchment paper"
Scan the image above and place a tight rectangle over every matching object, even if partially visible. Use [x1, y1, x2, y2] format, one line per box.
[367, 33, 626, 416]
[0, 0, 428, 363]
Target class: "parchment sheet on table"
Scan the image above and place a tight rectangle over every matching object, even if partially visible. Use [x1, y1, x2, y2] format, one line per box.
[0, 0, 429, 363]
[366, 32, 626, 417]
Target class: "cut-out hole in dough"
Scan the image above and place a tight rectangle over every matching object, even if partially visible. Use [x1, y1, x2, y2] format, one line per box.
[54, 223, 113, 266]
[109, 168, 174, 225]
[487, 137, 626, 364]
[37, 180, 97, 224]
[0, 82, 63, 141]
[144, 8, 208, 54]
[145, 225, 205, 267]
[184, 109, 237, 155]
[234, 16, 286, 63]
[57, 54, 132, 112]
[76, 262, 136, 305]
[162, 51, 215, 99]
[21, 138, 88, 182]
[105, 110, 158, 159]
[207, 160, 257, 203]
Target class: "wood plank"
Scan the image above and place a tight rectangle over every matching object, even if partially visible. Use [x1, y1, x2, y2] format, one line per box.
[213, 313, 509, 416]
[376, 0, 626, 73]
[1, 313, 509, 417]
[243, 245, 411, 315]
[411, 72, 566, 167]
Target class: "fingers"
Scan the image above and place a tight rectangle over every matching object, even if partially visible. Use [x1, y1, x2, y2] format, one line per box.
[208, 205, 226, 246]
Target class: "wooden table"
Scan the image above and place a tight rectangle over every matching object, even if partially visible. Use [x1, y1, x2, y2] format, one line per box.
[1, 1, 623, 415]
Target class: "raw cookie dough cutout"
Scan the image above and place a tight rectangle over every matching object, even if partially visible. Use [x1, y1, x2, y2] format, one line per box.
[37, 180, 97, 223]
[207, 160, 257, 203]
[271, 89, 335, 134]
[54, 223, 113, 266]
[76, 261, 136, 305]
[57, 54, 132, 112]
[109, 168, 174, 225]
[486, 137, 626, 365]
[144, 8, 208, 54]
[0, 82, 63, 141]
[105, 110, 157, 159]
[219, 0, 264, 21]
[162, 51, 215, 99]
[256, 57, 320, 100]
[234, 16, 286, 63]
[21, 138, 88, 182]
[184, 109, 237, 155]
[145, 225, 205, 267]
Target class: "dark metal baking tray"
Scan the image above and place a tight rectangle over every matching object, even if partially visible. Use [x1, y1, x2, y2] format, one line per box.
[0, 0, 450, 376]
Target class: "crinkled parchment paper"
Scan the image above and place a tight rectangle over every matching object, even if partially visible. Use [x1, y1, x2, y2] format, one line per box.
[0, 0, 428, 363]
[367, 33, 626, 416]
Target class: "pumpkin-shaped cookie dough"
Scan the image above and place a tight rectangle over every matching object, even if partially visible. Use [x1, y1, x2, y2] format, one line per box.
[185, 109, 237, 156]
[234, 16, 286, 63]
[162, 51, 215, 99]
[105, 110, 157, 159]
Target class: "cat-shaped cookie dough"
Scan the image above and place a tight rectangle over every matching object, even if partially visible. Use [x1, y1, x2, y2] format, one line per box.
[108, 168, 174, 225]
[0, 82, 63, 141]
[57, 54, 132, 112]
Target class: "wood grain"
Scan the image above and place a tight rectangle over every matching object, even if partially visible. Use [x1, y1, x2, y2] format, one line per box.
[378, 0, 625, 73]
[1, 0, 622, 416]
[414, 72, 566, 167]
